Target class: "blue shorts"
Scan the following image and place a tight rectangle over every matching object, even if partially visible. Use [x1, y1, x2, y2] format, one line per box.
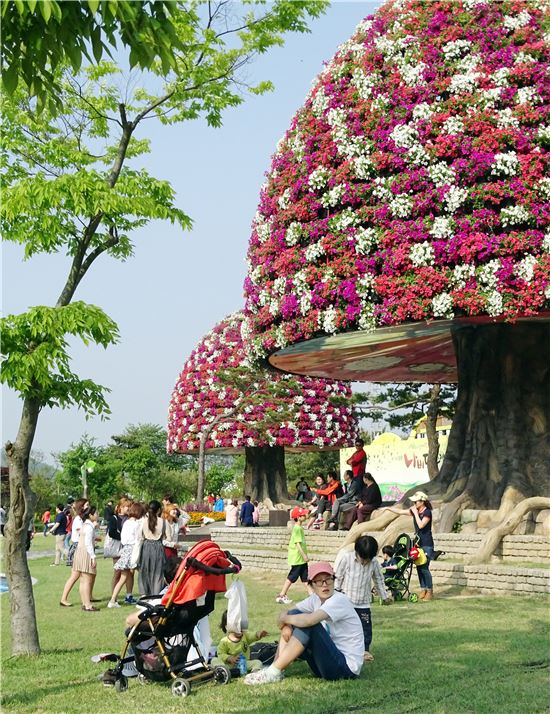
[287, 563, 308, 583]
[287, 609, 357, 681]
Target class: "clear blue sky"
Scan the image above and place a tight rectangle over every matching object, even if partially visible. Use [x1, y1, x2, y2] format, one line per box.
[2, 1, 382, 461]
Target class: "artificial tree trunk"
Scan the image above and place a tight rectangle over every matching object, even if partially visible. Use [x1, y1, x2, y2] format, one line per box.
[428, 322, 550, 513]
[243, 446, 288, 502]
[5, 396, 41, 655]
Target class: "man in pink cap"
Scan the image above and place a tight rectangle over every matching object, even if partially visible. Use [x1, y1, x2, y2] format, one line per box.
[244, 561, 364, 686]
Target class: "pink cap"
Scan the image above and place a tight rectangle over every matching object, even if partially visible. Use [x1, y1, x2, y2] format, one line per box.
[307, 561, 334, 581]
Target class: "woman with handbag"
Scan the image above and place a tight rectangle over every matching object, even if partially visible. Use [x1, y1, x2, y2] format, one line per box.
[107, 501, 143, 609]
[380, 491, 436, 600]
[138, 500, 167, 597]
[162, 503, 189, 558]
[60, 498, 89, 607]
[104, 498, 132, 596]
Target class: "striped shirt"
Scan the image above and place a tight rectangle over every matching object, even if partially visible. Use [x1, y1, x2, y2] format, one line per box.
[334, 550, 388, 608]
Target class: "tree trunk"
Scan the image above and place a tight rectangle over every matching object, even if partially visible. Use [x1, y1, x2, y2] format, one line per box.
[5, 396, 42, 655]
[427, 322, 550, 509]
[196, 431, 207, 502]
[244, 446, 288, 502]
[425, 384, 441, 480]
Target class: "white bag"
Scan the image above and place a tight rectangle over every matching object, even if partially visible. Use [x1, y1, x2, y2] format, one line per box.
[130, 539, 142, 569]
[224, 580, 248, 633]
[103, 534, 122, 559]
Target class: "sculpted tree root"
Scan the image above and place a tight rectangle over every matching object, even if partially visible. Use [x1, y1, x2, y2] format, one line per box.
[466, 497, 550, 565]
[340, 513, 412, 552]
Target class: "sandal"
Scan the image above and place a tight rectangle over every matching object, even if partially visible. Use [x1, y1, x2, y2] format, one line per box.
[363, 652, 374, 662]
[82, 606, 100, 612]
[59, 601, 72, 607]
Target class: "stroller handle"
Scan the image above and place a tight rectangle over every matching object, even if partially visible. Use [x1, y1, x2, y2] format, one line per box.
[186, 555, 241, 576]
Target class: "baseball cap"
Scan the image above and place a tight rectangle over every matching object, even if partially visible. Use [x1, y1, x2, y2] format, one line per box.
[290, 506, 308, 519]
[409, 491, 429, 502]
[307, 561, 334, 582]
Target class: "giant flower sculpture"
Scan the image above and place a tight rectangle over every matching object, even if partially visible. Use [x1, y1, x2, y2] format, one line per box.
[243, 0, 550, 515]
[167, 312, 357, 501]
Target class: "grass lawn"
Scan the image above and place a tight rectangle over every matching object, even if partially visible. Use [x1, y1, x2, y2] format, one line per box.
[1, 548, 549, 714]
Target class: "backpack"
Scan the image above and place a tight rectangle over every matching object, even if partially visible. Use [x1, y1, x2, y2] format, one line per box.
[249, 642, 278, 665]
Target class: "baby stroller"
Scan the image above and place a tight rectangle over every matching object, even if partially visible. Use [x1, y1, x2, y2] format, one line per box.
[383, 533, 419, 603]
[102, 540, 241, 697]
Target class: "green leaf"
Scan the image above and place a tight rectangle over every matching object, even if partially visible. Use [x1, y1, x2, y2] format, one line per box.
[39, 0, 52, 22]
[2, 62, 20, 94]
[87, 0, 100, 13]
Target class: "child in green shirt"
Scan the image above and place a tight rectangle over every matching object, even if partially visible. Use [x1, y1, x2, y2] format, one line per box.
[275, 507, 311, 605]
[211, 610, 268, 673]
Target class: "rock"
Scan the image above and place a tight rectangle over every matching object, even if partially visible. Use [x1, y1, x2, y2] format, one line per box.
[461, 509, 480, 525]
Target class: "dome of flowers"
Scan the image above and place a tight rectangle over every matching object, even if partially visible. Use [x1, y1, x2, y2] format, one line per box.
[167, 312, 357, 452]
[243, 0, 550, 359]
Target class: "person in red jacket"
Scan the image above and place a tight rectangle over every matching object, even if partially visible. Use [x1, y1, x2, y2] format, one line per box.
[313, 472, 344, 524]
[346, 439, 367, 478]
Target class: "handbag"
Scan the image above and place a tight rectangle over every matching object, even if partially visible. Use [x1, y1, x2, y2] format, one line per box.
[130, 538, 142, 570]
[103, 533, 122, 558]
[225, 580, 249, 633]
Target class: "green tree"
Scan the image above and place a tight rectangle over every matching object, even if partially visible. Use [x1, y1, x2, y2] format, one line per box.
[354, 384, 457, 479]
[1, 1, 327, 655]
[285, 450, 340, 490]
[205, 463, 238, 498]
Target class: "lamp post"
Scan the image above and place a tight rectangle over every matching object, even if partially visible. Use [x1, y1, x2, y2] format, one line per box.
[80, 460, 96, 499]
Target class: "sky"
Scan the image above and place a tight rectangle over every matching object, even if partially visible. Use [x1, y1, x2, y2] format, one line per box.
[2, 1, 382, 463]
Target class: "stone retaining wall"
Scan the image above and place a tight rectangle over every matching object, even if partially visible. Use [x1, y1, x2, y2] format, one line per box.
[211, 527, 550, 595]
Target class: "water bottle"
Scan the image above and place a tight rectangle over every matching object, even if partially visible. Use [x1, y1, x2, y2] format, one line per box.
[238, 653, 247, 676]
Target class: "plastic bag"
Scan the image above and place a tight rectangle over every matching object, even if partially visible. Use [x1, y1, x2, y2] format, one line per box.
[224, 580, 248, 633]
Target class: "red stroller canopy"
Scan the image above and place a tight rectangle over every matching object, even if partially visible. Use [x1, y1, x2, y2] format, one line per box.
[161, 540, 232, 607]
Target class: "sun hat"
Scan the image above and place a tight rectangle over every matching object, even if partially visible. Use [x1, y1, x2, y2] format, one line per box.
[307, 561, 335, 582]
[409, 491, 429, 502]
[290, 506, 309, 519]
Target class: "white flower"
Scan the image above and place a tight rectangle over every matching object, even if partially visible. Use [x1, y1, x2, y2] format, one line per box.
[412, 103, 433, 120]
[537, 125, 550, 142]
[278, 188, 292, 209]
[516, 255, 537, 283]
[429, 161, 456, 187]
[330, 207, 359, 231]
[491, 151, 519, 177]
[442, 116, 464, 134]
[500, 205, 530, 227]
[450, 264, 475, 288]
[305, 241, 326, 262]
[478, 260, 500, 289]
[320, 184, 346, 208]
[355, 227, 379, 255]
[432, 292, 454, 318]
[268, 298, 280, 316]
[373, 177, 392, 201]
[486, 290, 503, 316]
[442, 39, 472, 61]
[352, 155, 374, 179]
[285, 222, 302, 246]
[273, 326, 287, 349]
[496, 108, 519, 129]
[503, 11, 531, 31]
[480, 87, 502, 108]
[391, 123, 419, 149]
[443, 186, 468, 214]
[431, 217, 454, 239]
[321, 306, 338, 334]
[351, 68, 376, 99]
[516, 87, 541, 105]
[410, 241, 435, 267]
[299, 291, 312, 316]
[311, 88, 329, 116]
[308, 167, 330, 191]
[390, 194, 413, 218]
[537, 178, 550, 200]
[493, 67, 510, 87]
[288, 133, 305, 159]
[542, 232, 550, 253]
[449, 71, 479, 94]
[273, 276, 286, 295]
[400, 61, 426, 87]
[358, 304, 376, 331]
[514, 51, 536, 64]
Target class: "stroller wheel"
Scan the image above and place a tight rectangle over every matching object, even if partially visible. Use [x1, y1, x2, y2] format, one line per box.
[213, 664, 232, 685]
[172, 677, 191, 697]
[114, 675, 128, 693]
[408, 592, 419, 603]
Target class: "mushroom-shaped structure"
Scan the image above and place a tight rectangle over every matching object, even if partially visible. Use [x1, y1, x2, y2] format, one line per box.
[244, 0, 550, 514]
[167, 312, 357, 501]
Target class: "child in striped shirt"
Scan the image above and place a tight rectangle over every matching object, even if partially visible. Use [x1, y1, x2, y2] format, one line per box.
[334, 535, 391, 662]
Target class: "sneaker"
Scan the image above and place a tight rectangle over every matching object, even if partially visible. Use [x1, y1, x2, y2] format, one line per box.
[243, 667, 283, 686]
[124, 595, 137, 605]
[275, 595, 292, 605]
[107, 601, 121, 609]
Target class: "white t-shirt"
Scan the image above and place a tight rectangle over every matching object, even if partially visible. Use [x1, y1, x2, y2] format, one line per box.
[295, 590, 364, 675]
[120, 517, 140, 546]
[71, 515, 83, 543]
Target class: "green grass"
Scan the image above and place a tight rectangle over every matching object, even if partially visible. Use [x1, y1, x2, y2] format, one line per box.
[1, 551, 549, 714]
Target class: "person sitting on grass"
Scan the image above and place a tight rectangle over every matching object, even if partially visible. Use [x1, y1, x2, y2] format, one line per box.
[211, 610, 268, 673]
[275, 507, 310, 605]
[244, 561, 364, 686]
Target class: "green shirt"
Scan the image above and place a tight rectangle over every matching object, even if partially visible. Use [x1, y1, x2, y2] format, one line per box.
[217, 631, 257, 663]
[287, 523, 308, 566]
